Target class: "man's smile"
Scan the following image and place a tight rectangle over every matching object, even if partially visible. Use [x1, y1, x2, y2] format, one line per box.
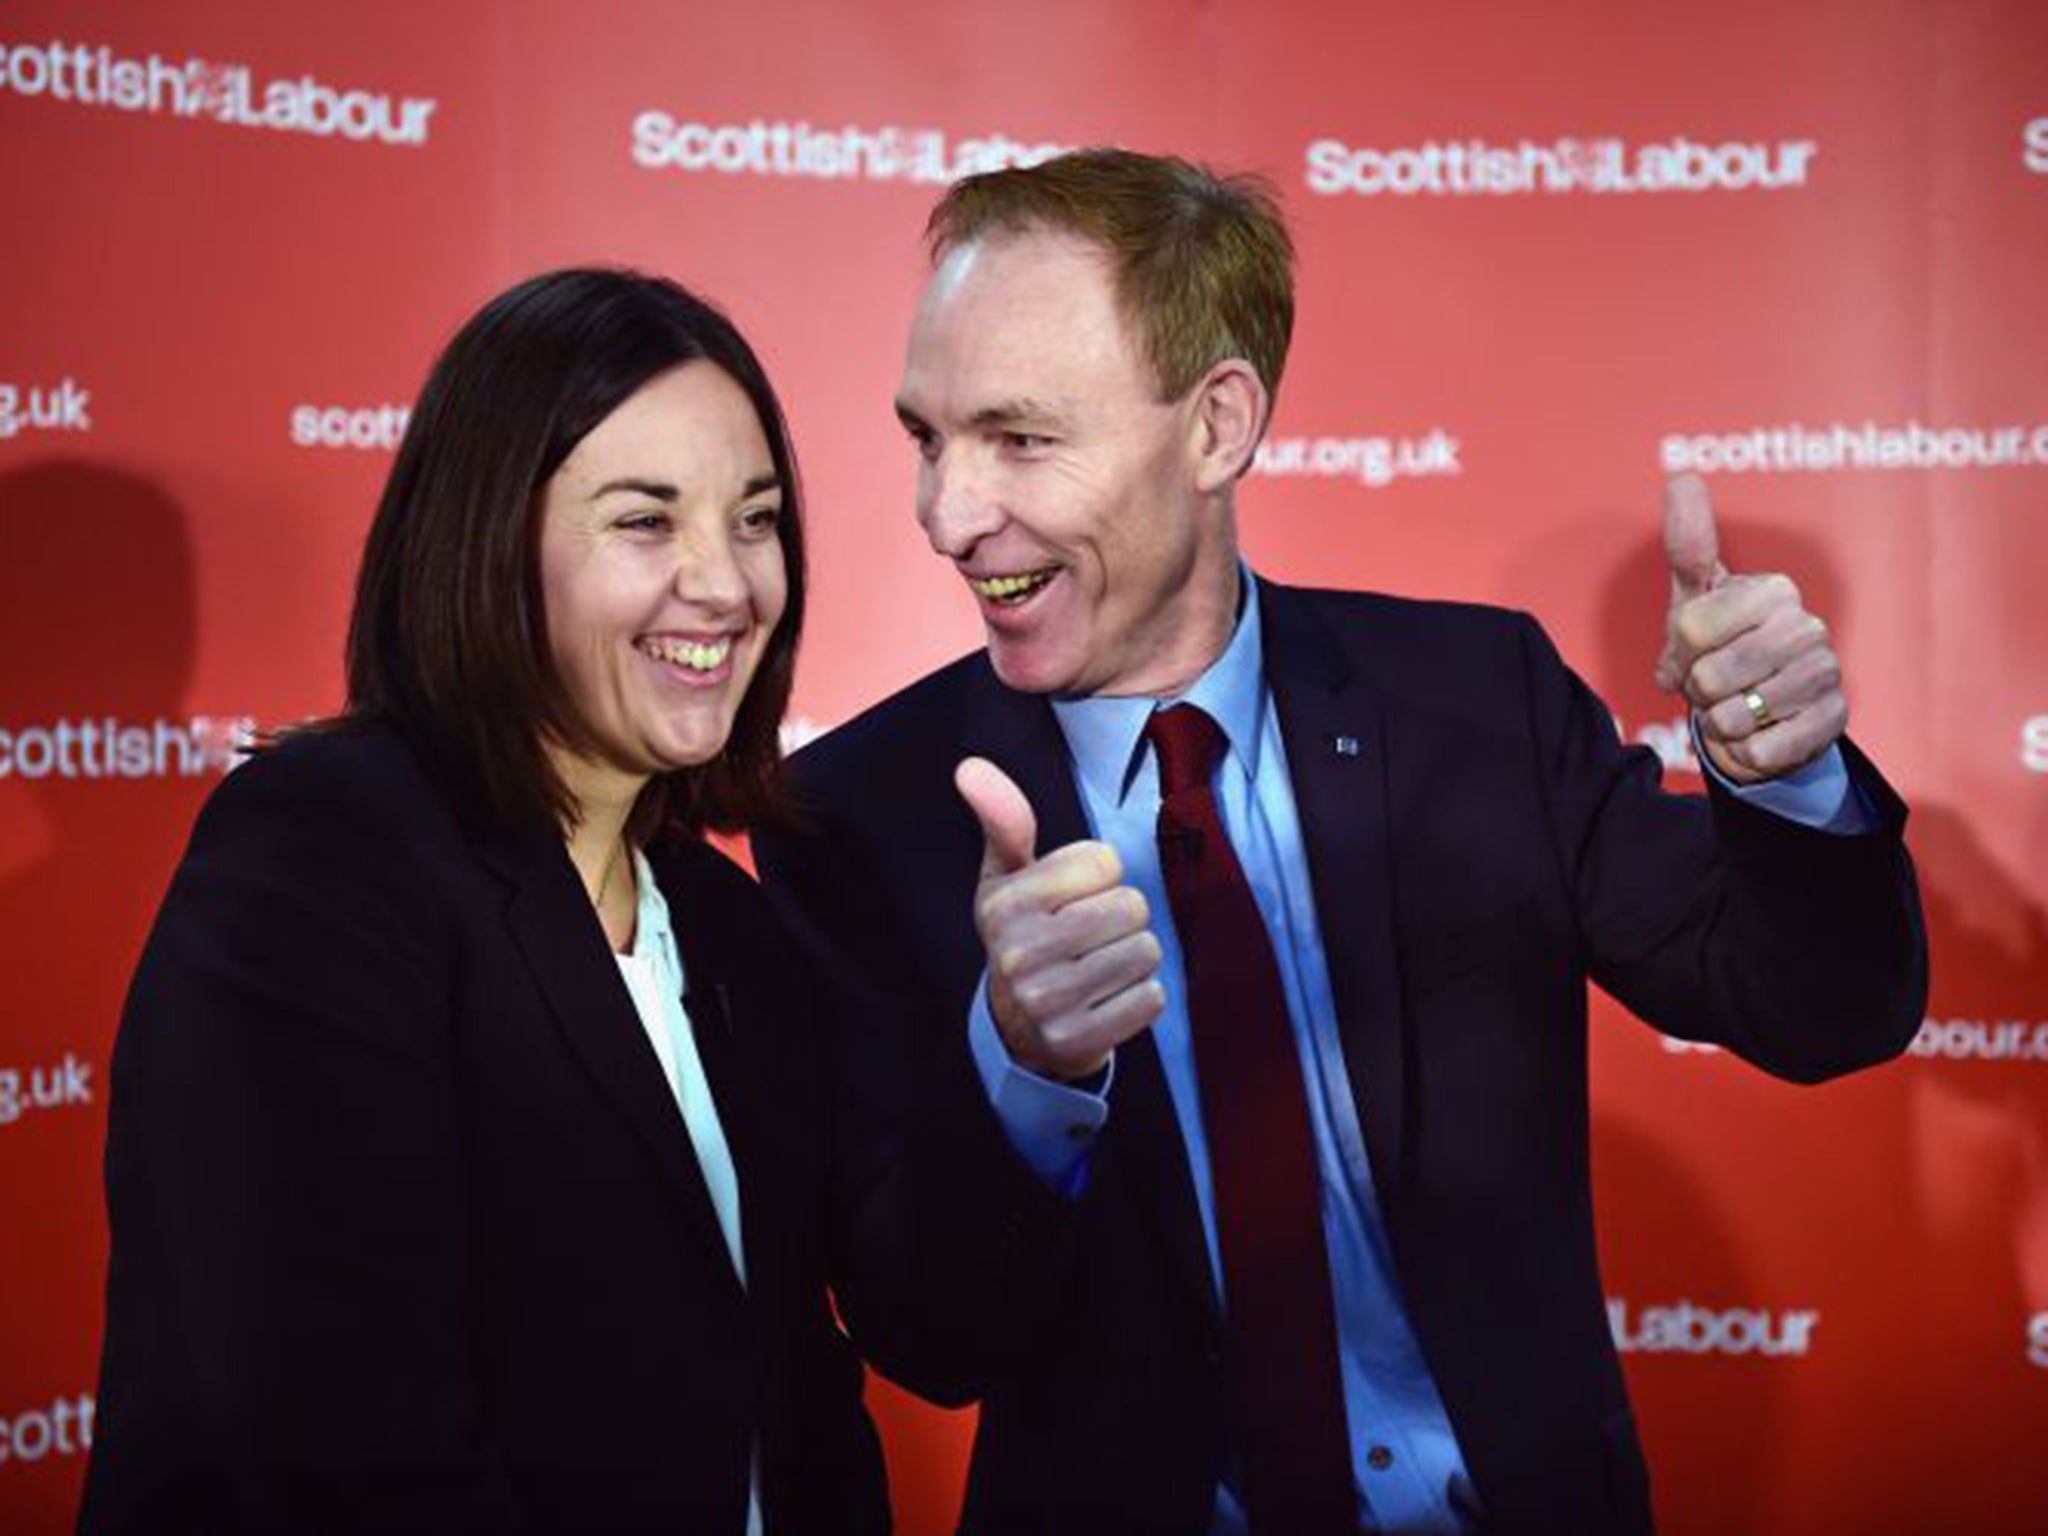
[967, 567, 1059, 606]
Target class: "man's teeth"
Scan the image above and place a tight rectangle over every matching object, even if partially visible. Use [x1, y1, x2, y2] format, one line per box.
[643, 637, 733, 670]
[971, 570, 1055, 603]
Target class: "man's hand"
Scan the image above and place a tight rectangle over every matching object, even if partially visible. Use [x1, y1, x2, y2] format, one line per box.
[955, 757, 1165, 1081]
[1654, 474, 1847, 784]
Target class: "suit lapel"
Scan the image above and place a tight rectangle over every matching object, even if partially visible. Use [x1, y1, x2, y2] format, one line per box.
[959, 667, 1089, 851]
[475, 826, 743, 1298]
[1107, 1030, 1224, 1334]
[962, 664, 1223, 1336]
[660, 859, 772, 1299]
[1261, 581, 1410, 1220]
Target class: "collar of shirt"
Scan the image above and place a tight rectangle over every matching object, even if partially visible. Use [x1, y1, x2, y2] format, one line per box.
[1050, 568, 1268, 804]
[624, 845, 682, 983]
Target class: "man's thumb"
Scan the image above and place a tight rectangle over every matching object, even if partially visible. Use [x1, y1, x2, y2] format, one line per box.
[1662, 472, 1727, 600]
[956, 757, 1038, 878]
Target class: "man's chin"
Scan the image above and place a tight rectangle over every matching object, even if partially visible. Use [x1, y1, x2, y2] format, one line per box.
[985, 635, 1081, 697]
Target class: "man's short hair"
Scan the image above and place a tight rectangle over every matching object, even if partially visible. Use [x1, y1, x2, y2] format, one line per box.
[927, 147, 1295, 405]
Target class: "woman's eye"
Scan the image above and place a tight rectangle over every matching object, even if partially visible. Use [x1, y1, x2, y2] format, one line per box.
[616, 510, 670, 534]
[739, 505, 783, 537]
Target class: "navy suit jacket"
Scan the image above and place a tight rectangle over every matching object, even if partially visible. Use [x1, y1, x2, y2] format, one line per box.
[755, 580, 1926, 1536]
[83, 723, 888, 1535]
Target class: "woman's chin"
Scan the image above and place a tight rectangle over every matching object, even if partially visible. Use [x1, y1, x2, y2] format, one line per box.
[643, 718, 739, 775]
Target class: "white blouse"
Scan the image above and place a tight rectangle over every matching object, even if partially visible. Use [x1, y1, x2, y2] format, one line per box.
[612, 848, 763, 1536]
[613, 848, 746, 1282]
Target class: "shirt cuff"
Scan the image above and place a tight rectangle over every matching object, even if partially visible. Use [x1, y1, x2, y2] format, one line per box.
[967, 976, 1110, 1192]
[1695, 722, 1875, 834]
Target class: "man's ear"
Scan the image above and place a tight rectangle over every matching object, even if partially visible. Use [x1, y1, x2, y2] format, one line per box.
[1187, 359, 1270, 493]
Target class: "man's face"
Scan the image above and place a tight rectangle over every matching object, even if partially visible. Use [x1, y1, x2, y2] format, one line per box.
[895, 229, 1234, 697]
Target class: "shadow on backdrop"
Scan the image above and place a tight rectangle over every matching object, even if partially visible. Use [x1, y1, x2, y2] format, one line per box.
[0, 458, 204, 1536]
[1591, 1109, 1776, 1536]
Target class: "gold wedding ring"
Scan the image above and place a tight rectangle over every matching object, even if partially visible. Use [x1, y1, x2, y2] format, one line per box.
[1743, 689, 1773, 729]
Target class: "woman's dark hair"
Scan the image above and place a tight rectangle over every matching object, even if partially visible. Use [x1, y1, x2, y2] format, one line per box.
[345, 267, 804, 839]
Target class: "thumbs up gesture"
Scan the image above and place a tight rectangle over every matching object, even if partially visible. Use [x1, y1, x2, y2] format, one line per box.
[954, 757, 1165, 1081]
[1654, 475, 1847, 784]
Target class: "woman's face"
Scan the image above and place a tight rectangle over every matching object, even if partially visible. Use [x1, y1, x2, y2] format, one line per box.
[536, 361, 788, 806]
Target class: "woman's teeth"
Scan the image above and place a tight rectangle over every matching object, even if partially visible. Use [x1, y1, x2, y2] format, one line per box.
[971, 569, 1055, 605]
[642, 636, 733, 671]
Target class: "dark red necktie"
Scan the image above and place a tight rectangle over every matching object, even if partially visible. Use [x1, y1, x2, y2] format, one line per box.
[1145, 704, 1357, 1535]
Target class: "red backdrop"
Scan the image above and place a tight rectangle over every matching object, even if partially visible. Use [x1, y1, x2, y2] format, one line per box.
[4, 2, 2045, 1531]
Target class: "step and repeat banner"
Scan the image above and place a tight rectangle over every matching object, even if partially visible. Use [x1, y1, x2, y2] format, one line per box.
[3, 1, 2044, 1531]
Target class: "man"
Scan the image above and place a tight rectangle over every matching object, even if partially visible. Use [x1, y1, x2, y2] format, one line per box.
[755, 150, 1925, 1535]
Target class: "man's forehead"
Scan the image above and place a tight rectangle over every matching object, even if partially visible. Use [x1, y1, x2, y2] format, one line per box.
[904, 229, 1139, 413]
[922, 226, 1116, 317]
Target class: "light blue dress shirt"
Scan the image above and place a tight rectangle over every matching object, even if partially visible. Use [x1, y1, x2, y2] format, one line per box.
[968, 574, 1865, 1532]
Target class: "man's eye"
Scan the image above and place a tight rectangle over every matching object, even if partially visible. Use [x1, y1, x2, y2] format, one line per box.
[1003, 431, 1052, 452]
[904, 425, 940, 461]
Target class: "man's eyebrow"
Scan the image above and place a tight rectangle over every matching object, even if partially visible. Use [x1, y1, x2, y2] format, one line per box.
[894, 398, 1069, 435]
[968, 398, 1066, 430]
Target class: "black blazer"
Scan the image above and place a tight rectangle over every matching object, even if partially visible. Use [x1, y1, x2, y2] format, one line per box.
[81, 723, 888, 1535]
[754, 580, 1927, 1536]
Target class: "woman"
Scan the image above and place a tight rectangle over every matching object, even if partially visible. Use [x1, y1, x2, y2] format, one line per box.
[79, 270, 889, 1534]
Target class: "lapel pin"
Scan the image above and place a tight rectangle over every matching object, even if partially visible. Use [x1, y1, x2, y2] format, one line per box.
[1333, 735, 1360, 758]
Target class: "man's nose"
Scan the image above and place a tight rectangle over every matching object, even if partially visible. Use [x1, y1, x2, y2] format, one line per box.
[918, 451, 1003, 559]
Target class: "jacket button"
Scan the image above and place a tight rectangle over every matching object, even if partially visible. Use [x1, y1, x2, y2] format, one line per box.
[1366, 1444, 1394, 1472]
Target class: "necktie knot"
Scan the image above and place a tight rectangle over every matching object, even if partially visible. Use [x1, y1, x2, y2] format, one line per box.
[1145, 704, 1225, 800]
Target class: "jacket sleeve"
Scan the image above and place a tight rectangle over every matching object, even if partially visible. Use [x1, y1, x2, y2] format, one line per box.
[754, 788, 1084, 1409]
[95, 744, 530, 1532]
[1517, 612, 1928, 1082]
